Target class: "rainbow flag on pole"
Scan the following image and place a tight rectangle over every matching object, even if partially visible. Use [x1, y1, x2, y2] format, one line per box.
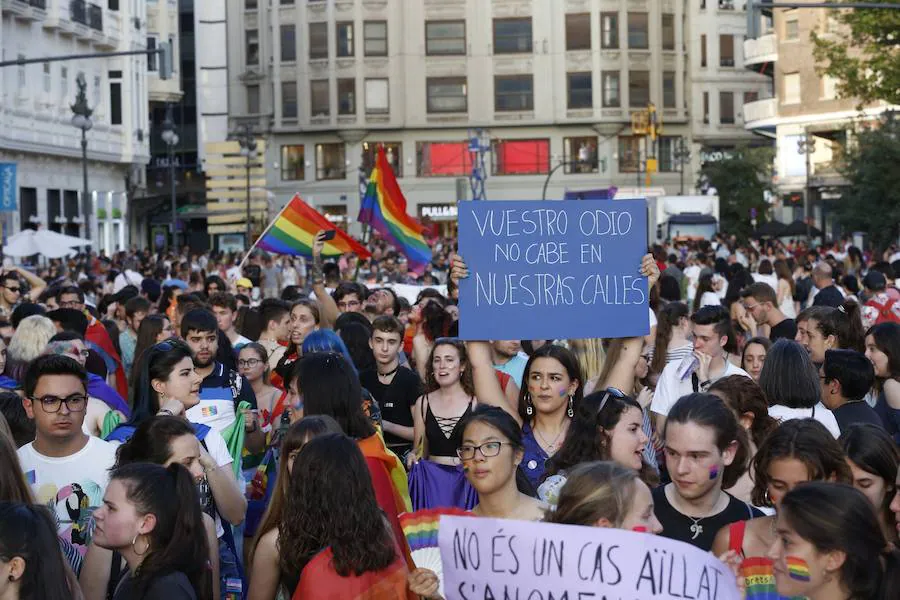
[256, 193, 371, 258]
[358, 146, 432, 272]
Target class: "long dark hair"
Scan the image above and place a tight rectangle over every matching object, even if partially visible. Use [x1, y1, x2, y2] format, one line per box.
[279, 434, 397, 577]
[780, 482, 900, 600]
[107, 463, 212, 600]
[708, 375, 778, 448]
[652, 302, 690, 376]
[840, 424, 900, 541]
[750, 418, 851, 508]
[0, 503, 73, 600]
[129, 339, 194, 427]
[0, 421, 32, 503]
[759, 339, 821, 409]
[130, 314, 172, 391]
[867, 322, 900, 380]
[814, 300, 866, 353]
[517, 344, 584, 423]
[295, 352, 375, 439]
[693, 274, 715, 312]
[664, 393, 750, 489]
[115, 416, 196, 467]
[420, 298, 452, 342]
[425, 338, 475, 396]
[545, 389, 656, 484]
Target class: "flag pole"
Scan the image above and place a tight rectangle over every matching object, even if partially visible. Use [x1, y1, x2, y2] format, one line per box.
[238, 194, 293, 271]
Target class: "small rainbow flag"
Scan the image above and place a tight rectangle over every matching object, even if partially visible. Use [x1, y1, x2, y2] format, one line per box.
[399, 507, 471, 552]
[785, 556, 811, 582]
[257, 194, 371, 259]
[358, 146, 432, 272]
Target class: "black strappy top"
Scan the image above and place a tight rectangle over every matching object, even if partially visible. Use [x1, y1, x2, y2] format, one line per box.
[424, 396, 473, 458]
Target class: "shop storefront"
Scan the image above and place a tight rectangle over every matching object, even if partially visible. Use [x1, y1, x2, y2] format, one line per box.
[419, 204, 458, 238]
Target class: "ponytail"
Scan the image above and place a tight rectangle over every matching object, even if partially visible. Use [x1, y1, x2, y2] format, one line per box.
[110, 463, 212, 600]
[651, 302, 689, 376]
[818, 300, 866, 353]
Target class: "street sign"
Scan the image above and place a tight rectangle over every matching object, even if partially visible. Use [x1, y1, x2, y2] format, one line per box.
[0, 163, 17, 212]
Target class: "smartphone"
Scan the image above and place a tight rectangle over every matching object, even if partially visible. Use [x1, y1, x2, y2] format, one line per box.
[322, 230, 337, 241]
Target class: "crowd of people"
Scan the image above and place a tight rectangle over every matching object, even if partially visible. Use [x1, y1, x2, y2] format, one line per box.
[2, 231, 900, 599]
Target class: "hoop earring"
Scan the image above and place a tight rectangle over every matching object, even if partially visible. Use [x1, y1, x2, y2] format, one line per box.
[132, 534, 149, 556]
[764, 489, 771, 504]
[525, 392, 534, 416]
[567, 394, 575, 418]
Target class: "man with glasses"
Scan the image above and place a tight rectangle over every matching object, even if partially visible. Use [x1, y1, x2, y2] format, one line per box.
[17, 354, 117, 554]
[0, 268, 47, 319]
[740, 282, 796, 342]
[333, 282, 367, 314]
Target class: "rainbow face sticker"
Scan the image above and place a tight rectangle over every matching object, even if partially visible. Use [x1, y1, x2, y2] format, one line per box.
[708, 465, 719, 480]
[786, 557, 811, 582]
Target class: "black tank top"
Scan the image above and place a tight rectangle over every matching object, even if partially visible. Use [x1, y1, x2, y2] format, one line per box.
[424, 396, 473, 458]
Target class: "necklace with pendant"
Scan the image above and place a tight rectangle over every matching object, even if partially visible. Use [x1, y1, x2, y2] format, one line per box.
[688, 515, 705, 540]
[534, 424, 566, 454]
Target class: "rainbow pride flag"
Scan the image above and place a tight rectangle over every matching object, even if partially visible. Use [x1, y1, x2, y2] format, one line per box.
[358, 146, 432, 272]
[257, 194, 371, 259]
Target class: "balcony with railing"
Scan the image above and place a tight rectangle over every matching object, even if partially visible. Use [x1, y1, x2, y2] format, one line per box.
[87, 1, 100, 30]
[743, 97, 778, 131]
[744, 34, 777, 73]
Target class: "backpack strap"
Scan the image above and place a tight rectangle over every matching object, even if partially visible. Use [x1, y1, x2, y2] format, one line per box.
[106, 551, 124, 600]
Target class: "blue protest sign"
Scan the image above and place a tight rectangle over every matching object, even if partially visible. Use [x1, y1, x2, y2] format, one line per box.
[458, 199, 649, 341]
[0, 163, 16, 212]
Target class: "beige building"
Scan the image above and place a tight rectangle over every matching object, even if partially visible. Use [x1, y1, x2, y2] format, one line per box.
[221, 0, 702, 244]
[743, 2, 898, 233]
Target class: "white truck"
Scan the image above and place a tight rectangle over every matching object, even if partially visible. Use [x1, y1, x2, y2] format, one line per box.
[611, 189, 720, 243]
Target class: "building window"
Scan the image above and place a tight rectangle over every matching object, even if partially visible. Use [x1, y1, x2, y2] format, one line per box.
[43, 63, 51, 94]
[563, 136, 599, 174]
[311, 80, 329, 116]
[280, 25, 296, 62]
[658, 137, 678, 172]
[310, 23, 328, 59]
[662, 14, 675, 50]
[246, 29, 259, 65]
[426, 77, 467, 113]
[492, 139, 550, 175]
[17, 55, 25, 88]
[702, 92, 710, 123]
[627, 13, 649, 49]
[169, 35, 177, 73]
[364, 21, 387, 56]
[719, 34, 734, 67]
[601, 71, 620, 107]
[280, 81, 297, 118]
[567, 72, 592, 109]
[60, 67, 68, 101]
[338, 78, 355, 115]
[663, 71, 676, 108]
[281, 145, 304, 180]
[245, 0, 256, 8]
[565, 14, 591, 51]
[247, 84, 260, 114]
[629, 70, 650, 107]
[336, 22, 354, 57]
[147, 37, 158, 71]
[316, 143, 346, 180]
[785, 18, 799, 40]
[425, 20, 466, 56]
[720, 91, 735, 124]
[493, 18, 532, 54]
[784, 72, 801, 104]
[365, 78, 389, 114]
[618, 136, 641, 172]
[700, 34, 707, 67]
[110, 81, 122, 125]
[362, 142, 402, 177]
[494, 75, 533, 112]
[821, 75, 838, 99]
[416, 141, 472, 177]
[601, 12, 619, 49]
[743, 90, 759, 106]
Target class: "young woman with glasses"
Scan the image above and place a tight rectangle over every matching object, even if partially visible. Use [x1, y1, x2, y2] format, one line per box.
[237, 343, 281, 431]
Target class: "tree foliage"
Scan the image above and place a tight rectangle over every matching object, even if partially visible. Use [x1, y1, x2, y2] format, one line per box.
[811, 2, 900, 106]
[698, 146, 774, 243]
[833, 112, 900, 252]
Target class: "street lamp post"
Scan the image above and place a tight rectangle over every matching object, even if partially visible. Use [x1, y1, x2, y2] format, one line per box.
[161, 104, 179, 252]
[674, 137, 692, 195]
[237, 125, 258, 247]
[70, 73, 93, 241]
[797, 133, 817, 240]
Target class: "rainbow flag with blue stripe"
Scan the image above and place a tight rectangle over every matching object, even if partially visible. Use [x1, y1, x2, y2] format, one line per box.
[358, 146, 432, 272]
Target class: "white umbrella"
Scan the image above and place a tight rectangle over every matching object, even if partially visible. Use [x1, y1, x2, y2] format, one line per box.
[3, 229, 91, 258]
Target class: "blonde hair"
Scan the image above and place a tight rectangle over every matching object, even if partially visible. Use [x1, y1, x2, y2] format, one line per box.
[543, 461, 638, 528]
[568, 339, 606, 383]
[8, 315, 57, 363]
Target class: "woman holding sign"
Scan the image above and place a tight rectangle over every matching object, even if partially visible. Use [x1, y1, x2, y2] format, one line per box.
[768, 482, 900, 600]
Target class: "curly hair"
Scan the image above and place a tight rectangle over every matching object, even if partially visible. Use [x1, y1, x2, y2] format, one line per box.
[6, 315, 57, 382]
[278, 433, 396, 577]
[750, 418, 851, 508]
[424, 338, 475, 397]
[707, 375, 778, 448]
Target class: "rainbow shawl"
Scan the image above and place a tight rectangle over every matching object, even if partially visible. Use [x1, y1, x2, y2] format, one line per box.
[358, 146, 432, 272]
[292, 547, 415, 600]
[257, 193, 371, 259]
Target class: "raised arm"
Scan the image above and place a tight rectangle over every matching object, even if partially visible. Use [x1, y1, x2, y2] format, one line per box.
[310, 230, 340, 329]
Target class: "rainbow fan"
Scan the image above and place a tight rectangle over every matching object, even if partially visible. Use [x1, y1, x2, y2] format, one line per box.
[399, 508, 471, 582]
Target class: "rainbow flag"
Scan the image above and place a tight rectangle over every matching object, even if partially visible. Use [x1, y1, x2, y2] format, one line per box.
[358, 146, 432, 272]
[257, 194, 371, 259]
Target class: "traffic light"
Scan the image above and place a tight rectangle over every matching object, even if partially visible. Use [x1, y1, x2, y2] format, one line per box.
[158, 41, 172, 80]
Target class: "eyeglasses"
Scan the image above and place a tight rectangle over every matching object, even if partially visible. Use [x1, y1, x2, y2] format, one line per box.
[337, 300, 361, 310]
[31, 394, 87, 413]
[3, 286, 20, 293]
[238, 358, 263, 368]
[59, 300, 80, 309]
[456, 441, 508, 460]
